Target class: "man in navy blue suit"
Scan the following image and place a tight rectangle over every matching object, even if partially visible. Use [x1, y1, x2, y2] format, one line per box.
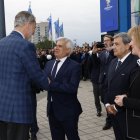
[45, 37, 82, 140]
[105, 33, 138, 140]
[0, 11, 49, 140]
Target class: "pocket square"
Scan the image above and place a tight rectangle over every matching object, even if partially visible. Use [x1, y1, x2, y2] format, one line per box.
[121, 73, 125, 75]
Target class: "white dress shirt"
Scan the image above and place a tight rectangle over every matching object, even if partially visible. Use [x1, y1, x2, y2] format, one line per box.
[51, 56, 67, 77]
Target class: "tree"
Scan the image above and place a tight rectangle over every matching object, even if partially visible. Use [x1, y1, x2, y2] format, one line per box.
[35, 38, 55, 49]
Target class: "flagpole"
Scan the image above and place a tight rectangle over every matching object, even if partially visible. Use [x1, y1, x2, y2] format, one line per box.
[58, 18, 59, 38]
[50, 14, 53, 48]
[51, 30, 53, 48]
[0, 0, 6, 39]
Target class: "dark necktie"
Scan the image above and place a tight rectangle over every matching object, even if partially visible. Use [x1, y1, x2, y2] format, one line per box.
[51, 60, 60, 79]
[115, 60, 122, 70]
[105, 51, 109, 59]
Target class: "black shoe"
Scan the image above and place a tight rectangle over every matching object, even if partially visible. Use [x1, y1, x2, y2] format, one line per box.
[31, 135, 37, 140]
[102, 123, 112, 130]
[96, 112, 102, 117]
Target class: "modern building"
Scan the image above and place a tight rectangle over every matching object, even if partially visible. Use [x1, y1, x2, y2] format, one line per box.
[32, 22, 49, 44]
[131, 0, 140, 27]
[100, 0, 140, 36]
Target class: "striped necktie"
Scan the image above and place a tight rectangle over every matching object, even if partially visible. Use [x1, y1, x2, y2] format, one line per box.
[115, 60, 122, 70]
[51, 60, 60, 79]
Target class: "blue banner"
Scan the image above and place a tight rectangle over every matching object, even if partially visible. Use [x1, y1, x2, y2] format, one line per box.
[47, 15, 53, 40]
[54, 19, 59, 39]
[100, 0, 118, 32]
[59, 23, 64, 37]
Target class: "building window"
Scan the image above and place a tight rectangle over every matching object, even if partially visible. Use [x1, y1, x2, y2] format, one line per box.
[131, 0, 140, 26]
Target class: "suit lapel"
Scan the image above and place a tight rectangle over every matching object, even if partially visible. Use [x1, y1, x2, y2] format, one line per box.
[99, 51, 106, 64]
[55, 58, 70, 79]
[11, 31, 24, 39]
[129, 68, 140, 88]
[46, 60, 55, 77]
[109, 59, 118, 82]
[110, 54, 132, 81]
[116, 55, 131, 73]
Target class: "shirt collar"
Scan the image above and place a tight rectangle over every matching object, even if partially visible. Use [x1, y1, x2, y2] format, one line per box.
[56, 56, 67, 63]
[118, 52, 131, 63]
[14, 30, 25, 39]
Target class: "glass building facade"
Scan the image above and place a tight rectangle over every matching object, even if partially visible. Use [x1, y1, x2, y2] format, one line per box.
[131, 0, 140, 26]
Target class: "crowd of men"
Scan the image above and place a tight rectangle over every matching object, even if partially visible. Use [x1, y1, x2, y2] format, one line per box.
[27, 33, 140, 140]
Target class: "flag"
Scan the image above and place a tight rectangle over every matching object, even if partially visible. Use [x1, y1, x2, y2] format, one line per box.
[47, 15, 52, 40]
[28, 2, 32, 13]
[59, 23, 64, 37]
[54, 19, 59, 39]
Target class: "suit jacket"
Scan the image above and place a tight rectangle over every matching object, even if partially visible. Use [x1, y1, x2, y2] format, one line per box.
[123, 66, 140, 140]
[0, 31, 49, 124]
[98, 50, 115, 84]
[88, 53, 100, 84]
[105, 54, 138, 107]
[104, 54, 138, 139]
[45, 57, 82, 121]
[96, 50, 115, 102]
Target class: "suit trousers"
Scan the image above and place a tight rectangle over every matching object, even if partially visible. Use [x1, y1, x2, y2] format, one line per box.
[111, 111, 127, 140]
[0, 121, 30, 140]
[92, 82, 102, 112]
[48, 105, 80, 140]
[30, 94, 39, 136]
[99, 83, 112, 126]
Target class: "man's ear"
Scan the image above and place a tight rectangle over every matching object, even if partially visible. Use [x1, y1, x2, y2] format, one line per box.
[127, 44, 132, 50]
[67, 48, 71, 56]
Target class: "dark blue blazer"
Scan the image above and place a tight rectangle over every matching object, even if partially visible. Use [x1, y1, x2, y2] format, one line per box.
[105, 54, 138, 107]
[0, 31, 49, 124]
[45, 57, 82, 121]
[105, 54, 138, 139]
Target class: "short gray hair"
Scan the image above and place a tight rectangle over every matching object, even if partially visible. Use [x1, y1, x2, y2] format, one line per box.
[14, 11, 36, 27]
[56, 37, 74, 54]
[113, 32, 131, 44]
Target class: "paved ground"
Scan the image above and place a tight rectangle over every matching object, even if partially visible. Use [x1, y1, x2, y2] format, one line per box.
[36, 80, 115, 140]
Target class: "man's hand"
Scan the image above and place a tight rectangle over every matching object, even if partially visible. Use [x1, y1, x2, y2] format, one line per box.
[48, 77, 51, 84]
[92, 45, 103, 54]
[48, 74, 54, 84]
[106, 105, 117, 115]
[114, 94, 127, 107]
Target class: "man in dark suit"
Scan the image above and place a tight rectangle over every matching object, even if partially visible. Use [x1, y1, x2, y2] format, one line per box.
[45, 37, 82, 140]
[93, 35, 115, 130]
[88, 50, 102, 116]
[105, 33, 138, 140]
[0, 11, 49, 140]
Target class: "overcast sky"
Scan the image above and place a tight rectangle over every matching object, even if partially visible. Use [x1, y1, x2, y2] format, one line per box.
[4, 0, 101, 46]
